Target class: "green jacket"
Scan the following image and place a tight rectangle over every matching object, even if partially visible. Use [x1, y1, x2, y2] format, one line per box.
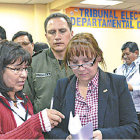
[23, 48, 73, 113]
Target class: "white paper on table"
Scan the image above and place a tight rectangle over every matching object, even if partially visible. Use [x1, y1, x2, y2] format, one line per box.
[68, 112, 93, 140]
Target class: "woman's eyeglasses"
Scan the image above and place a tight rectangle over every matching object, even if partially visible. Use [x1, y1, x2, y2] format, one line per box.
[5, 66, 28, 75]
[68, 57, 96, 70]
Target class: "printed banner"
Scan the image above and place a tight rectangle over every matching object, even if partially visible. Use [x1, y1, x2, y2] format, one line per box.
[66, 7, 140, 29]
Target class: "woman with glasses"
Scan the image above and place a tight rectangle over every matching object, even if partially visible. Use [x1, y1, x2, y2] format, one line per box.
[0, 40, 64, 139]
[48, 33, 140, 139]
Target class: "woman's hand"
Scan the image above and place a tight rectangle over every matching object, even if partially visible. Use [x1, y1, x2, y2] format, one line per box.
[66, 135, 72, 140]
[46, 109, 65, 128]
[93, 130, 102, 140]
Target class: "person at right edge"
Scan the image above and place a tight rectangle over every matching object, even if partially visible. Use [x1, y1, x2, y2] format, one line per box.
[48, 33, 140, 139]
[115, 42, 140, 123]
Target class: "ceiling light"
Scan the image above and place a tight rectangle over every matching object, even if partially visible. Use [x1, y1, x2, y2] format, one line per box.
[80, 0, 123, 6]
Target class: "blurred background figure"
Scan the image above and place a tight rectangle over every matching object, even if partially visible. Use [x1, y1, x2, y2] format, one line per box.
[115, 41, 140, 122]
[12, 31, 34, 56]
[0, 26, 7, 41]
[34, 42, 49, 53]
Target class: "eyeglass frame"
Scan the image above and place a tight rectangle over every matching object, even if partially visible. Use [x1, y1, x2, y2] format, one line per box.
[67, 56, 97, 69]
[5, 66, 28, 75]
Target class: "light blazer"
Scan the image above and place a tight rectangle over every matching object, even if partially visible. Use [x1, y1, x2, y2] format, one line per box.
[116, 56, 140, 112]
[48, 68, 140, 139]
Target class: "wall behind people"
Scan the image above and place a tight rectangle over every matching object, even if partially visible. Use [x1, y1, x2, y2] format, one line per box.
[0, 2, 140, 72]
[66, 7, 140, 72]
[73, 27, 140, 72]
[0, 3, 53, 42]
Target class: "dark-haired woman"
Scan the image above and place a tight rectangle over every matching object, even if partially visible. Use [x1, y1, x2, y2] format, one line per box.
[0, 40, 64, 139]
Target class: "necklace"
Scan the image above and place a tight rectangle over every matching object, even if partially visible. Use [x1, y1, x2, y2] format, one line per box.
[13, 100, 18, 107]
[7, 96, 18, 107]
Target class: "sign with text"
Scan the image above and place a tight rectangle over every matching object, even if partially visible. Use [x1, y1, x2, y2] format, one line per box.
[66, 7, 140, 29]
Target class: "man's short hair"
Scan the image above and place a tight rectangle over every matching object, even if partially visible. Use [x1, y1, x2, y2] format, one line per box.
[0, 26, 6, 40]
[34, 42, 49, 52]
[44, 13, 72, 32]
[12, 31, 33, 43]
[121, 41, 139, 53]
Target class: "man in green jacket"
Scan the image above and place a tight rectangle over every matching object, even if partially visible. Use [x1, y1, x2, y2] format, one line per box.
[23, 13, 73, 113]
